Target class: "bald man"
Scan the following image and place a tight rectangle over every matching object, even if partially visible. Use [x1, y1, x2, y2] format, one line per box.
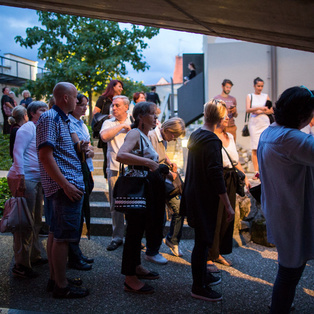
[37, 82, 89, 298]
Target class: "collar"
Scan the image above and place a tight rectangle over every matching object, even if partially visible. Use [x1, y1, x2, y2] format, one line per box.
[52, 105, 70, 122]
[154, 126, 164, 142]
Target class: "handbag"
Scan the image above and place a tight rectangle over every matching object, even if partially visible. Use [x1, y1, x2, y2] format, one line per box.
[242, 94, 252, 137]
[113, 136, 148, 214]
[223, 147, 246, 197]
[0, 197, 34, 233]
[165, 172, 184, 199]
[91, 112, 109, 138]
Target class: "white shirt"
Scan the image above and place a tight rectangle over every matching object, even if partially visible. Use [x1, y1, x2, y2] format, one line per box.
[221, 133, 239, 168]
[8, 121, 41, 182]
[100, 115, 132, 171]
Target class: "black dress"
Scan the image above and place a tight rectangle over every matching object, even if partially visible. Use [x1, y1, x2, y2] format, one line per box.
[180, 128, 226, 288]
[180, 128, 226, 245]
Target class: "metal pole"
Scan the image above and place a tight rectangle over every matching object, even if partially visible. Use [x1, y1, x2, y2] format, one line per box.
[171, 77, 174, 117]
[270, 46, 278, 101]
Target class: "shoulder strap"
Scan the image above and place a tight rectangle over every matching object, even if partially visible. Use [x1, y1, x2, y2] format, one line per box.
[222, 146, 237, 170]
[244, 94, 253, 123]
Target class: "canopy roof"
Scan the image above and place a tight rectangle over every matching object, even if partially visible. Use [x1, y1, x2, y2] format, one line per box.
[1, 0, 313, 52]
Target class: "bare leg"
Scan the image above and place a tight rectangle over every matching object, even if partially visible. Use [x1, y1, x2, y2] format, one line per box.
[52, 241, 68, 288]
[47, 233, 54, 280]
[252, 149, 259, 173]
[125, 275, 145, 290]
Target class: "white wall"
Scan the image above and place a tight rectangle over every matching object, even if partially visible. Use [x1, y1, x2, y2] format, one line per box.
[203, 37, 314, 149]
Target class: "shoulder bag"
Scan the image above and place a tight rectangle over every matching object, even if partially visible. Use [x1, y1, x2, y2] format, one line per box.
[0, 197, 34, 233]
[113, 135, 149, 214]
[242, 94, 252, 137]
[222, 147, 246, 197]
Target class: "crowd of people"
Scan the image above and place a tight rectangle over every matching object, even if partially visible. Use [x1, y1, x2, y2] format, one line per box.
[0, 79, 313, 313]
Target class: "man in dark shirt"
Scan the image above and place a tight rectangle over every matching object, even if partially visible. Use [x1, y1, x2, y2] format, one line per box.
[146, 86, 160, 105]
[1, 87, 15, 134]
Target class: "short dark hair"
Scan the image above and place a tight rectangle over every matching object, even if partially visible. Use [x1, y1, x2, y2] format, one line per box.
[2, 87, 8, 93]
[254, 77, 264, 85]
[151, 86, 156, 91]
[27, 101, 48, 121]
[132, 101, 156, 129]
[274, 86, 314, 129]
[222, 79, 233, 86]
[77, 93, 88, 104]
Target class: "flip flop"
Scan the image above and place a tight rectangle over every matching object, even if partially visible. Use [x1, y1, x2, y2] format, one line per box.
[214, 257, 233, 267]
[206, 263, 220, 273]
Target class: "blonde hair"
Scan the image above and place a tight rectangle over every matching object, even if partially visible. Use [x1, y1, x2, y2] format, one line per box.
[216, 100, 227, 119]
[8, 105, 27, 125]
[162, 117, 186, 137]
[204, 98, 224, 124]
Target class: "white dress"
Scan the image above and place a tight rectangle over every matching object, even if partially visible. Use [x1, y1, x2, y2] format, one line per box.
[248, 93, 269, 149]
[221, 133, 239, 168]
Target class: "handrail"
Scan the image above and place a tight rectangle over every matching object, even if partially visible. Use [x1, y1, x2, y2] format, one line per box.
[158, 92, 171, 123]
[0, 56, 46, 80]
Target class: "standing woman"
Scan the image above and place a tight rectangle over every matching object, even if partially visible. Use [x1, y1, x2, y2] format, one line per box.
[8, 105, 28, 160]
[92, 80, 123, 178]
[68, 93, 95, 270]
[7, 101, 48, 278]
[116, 102, 166, 294]
[129, 92, 146, 116]
[246, 77, 272, 180]
[258, 86, 314, 313]
[19, 90, 33, 108]
[207, 101, 250, 272]
[180, 99, 234, 302]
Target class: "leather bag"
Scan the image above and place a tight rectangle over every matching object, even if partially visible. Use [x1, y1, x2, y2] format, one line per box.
[223, 147, 246, 197]
[113, 135, 148, 214]
[0, 197, 34, 233]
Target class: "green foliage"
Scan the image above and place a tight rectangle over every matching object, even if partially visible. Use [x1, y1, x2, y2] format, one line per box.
[0, 135, 12, 171]
[15, 11, 160, 118]
[118, 77, 150, 100]
[0, 177, 11, 218]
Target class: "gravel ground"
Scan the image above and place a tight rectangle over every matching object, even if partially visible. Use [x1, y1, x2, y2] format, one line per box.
[0, 234, 313, 314]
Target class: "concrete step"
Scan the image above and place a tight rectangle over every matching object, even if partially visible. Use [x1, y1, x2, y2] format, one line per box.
[90, 190, 109, 202]
[90, 201, 111, 218]
[93, 167, 104, 176]
[86, 217, 194, 238]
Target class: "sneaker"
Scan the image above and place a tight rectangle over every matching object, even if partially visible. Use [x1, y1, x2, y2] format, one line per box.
[191, 285, 222, 302]
[53, 285, 89, 299]
[12, 264, 39, 279]
[205, 272, 221, 286]
[163, 238, 183, 257]
[144, 254, 168, 265]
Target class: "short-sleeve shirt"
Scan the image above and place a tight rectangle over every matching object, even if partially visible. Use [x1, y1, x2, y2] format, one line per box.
[148, 127, 167, 164]
[36, 105, 84, 197]
[214, 94, 237, 127]
[69, 114, 94, 172]
[99, 115, 132, 171]
[20, 97, 33, 108]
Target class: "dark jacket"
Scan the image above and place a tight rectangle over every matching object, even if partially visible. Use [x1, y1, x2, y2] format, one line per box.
[180, 128, 226, 245]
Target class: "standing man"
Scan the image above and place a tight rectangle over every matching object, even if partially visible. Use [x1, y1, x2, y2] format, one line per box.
[146, 86, 161, 106]
[99, 95, 132, 251]
[37, 82, 89, 299]
[214, 79, 238, 141]
[1, 87, 15, 134]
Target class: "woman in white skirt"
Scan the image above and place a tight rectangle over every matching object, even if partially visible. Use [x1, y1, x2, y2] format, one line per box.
[246, 77, 273, 180]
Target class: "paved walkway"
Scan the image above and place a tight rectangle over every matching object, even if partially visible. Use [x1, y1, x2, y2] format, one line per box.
[0, 234, 313, 313]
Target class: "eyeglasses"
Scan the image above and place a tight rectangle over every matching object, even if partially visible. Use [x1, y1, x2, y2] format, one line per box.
[300, 85, 314, 98]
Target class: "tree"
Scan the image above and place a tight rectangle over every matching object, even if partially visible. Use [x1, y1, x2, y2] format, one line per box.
[15, 11, 159, 122]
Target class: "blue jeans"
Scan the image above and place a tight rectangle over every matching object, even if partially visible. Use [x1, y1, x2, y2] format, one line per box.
[47, 189, 83, 242]
[270, 263, 306, 313]
[166, 195, 183, 246]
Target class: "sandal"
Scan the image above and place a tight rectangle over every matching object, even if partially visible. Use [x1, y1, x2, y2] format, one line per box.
[124, 282, 154, 294]
[206, 263, 220, 273]
[214, 257, 233, 267]
[136, 271, 159, 280]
